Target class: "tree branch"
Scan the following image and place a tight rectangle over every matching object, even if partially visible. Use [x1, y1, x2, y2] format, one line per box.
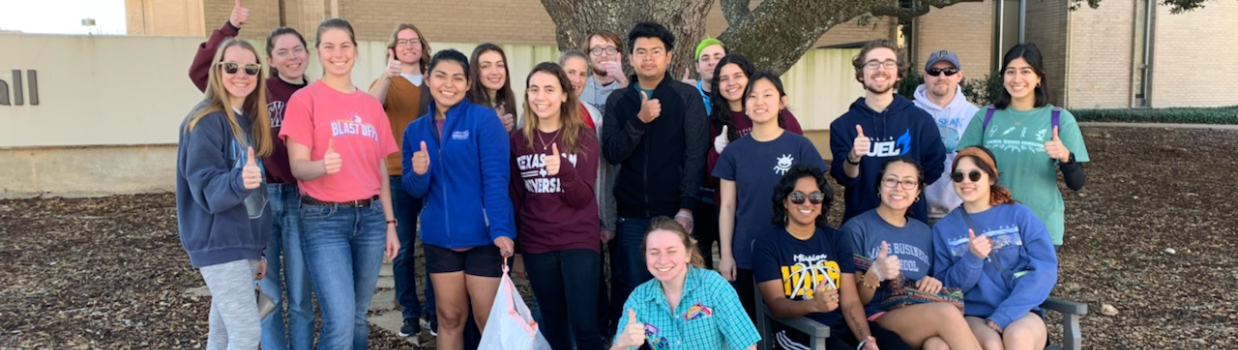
[870, 0, 978, 20]
[721, 0, 752, 25]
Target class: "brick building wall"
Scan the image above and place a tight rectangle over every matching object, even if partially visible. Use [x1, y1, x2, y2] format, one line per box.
[126, 0, 206, 36]
[1024, 0, 1070, 106]
[915, 1, 995, 77]
[1065, 0, 1136, 109]
[1150, 0, 1238, 108]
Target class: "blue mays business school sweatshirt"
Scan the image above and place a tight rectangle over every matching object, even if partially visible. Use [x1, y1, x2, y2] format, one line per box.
[829, 95, 946, 222]
[931, 203, 1058, 330]
[176, 102, 271, 268]
[402, 99, 515, 249]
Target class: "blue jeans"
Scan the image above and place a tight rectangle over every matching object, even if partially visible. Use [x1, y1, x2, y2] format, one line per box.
[608, 217, 652, 328]
[259, 183, 314, 350]
[390, 177, 434, 322]
[525, 249, 603, 350]
[300, 198, 387, 350]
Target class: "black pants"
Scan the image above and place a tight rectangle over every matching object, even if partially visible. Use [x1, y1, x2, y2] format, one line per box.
[732, 268, 757, 323]
[524, 249, 604, 350]
[773, 322, 912, 350]
[694, 202, 720, 269]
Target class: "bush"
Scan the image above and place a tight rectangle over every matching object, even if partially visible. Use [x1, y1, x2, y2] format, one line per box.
[962, 73, 1004, 106]
[1072, 106, 1238, 125]
[897, 70, 923, 100]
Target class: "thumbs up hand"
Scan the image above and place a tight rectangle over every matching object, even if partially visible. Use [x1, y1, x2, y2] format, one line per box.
[242, 147, 262, 190]
[385, 49, 402, 79]
[544, 143, 561, 176]
[680, 67, 697, 86]
[412, 141, 430, 175]
[968, 229, 993, 259]
[1044, 126, 1071, 163]
[229, 0, 249, 28]
[615, 309, 647, 348]
[812, 278, 840, 313]
[323, 139, 342, 175]
[851, 125, 871, 162]
[872, 241, 901, 282]
[637, 91, 661, 124]
[713, 125, 730, 154]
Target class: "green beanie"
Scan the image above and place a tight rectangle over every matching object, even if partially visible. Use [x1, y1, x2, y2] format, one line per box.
[695, 37, 725, 60]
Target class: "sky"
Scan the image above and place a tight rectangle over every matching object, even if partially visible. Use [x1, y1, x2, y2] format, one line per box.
[0, 0, 127, 35]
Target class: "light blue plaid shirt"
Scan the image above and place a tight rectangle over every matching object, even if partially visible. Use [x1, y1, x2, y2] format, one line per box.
[616, 266, 760, 350]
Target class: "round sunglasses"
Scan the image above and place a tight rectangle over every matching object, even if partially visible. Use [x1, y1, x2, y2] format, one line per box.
[951, 169, 983, 183]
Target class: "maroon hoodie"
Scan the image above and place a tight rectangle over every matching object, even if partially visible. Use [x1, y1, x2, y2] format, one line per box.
[189, 21, 306, 184]
[509, 127, 601, 254]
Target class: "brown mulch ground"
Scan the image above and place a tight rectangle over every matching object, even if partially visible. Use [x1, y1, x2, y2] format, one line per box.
[1, 126, 1236, 349]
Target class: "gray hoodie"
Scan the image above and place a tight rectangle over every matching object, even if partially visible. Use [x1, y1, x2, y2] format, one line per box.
[912, 84, 979, 220]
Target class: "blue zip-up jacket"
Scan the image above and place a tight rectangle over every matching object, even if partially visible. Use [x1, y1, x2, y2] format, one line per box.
[931, 203, 1058, 330]
[402, 99, 515, 248]
[176, 102, 271, 268]
[829, 95, 946, 222]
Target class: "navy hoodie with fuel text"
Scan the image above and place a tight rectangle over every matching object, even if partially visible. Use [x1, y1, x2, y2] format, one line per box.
[829, 95, 946, 223]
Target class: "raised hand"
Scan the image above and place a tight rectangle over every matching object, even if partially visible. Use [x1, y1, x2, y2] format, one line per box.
[1044, 126, 1071, 162]
[851, 124, 871, 162]
[614, 309, 647, 348]
[499, 112, 516, 132]
[242, 147, 262, 190]
[229, 0, 249, 28]
[637, 91, 661, 124]
[968, 229, 993, 259]
[680, 67, 696, 86]
[713, 125, 730, 154]
[385, 49, 402, 79]
[323, 139, 342, 174]
[872, 241, 901, 282]
[412, 141, 430, 175]
[544, 143, 561, 176]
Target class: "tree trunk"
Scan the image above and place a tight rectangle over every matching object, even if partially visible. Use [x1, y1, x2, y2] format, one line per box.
[541, 0, 713, 79]
[542, 0, 972, 76]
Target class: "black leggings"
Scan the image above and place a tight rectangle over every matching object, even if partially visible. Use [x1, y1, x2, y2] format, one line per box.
[773, 321, 912, 350]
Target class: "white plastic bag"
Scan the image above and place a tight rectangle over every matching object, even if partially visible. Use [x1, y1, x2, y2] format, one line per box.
[478, 265, 552, 350]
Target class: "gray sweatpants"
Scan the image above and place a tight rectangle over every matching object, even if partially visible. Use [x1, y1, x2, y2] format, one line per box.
[199, 259, 261, 350]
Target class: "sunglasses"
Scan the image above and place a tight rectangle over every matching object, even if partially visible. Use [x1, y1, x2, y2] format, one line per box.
[219, 62, 262, 76]
[951, 170, 983, 183]
[926, 67, 959, 77]
[789, 191, 826, 205]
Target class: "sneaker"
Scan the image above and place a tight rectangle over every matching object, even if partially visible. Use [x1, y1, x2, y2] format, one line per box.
[420, 314, 438, 337]
[398, 318, 421, 338]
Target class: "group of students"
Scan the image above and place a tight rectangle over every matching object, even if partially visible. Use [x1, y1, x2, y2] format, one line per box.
[174, 2, 1090, 349]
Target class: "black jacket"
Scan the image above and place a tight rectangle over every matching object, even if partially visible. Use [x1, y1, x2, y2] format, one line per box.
[602, 73, 708, 218]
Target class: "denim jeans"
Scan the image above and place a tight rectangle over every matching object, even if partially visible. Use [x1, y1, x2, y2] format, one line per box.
[608, 217, 652, 328]
[525, 249, 603, 350]
[390, 177, 434, 323]
[300, 198, 387, 350]
[259, 183, 314, 350]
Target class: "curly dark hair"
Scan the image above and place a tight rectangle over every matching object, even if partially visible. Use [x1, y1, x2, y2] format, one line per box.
[771, 164, 833, 227]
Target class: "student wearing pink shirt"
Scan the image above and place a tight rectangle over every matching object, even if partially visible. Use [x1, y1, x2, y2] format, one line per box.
[279, 18, 400, 350]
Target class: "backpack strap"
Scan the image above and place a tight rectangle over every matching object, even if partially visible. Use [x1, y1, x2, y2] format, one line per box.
[982, 106, 996, 131]
[1051, 107, 1062, 131]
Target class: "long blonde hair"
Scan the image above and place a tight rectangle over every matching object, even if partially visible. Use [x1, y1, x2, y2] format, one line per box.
[184, 38, 273, 157]
[521, 62, 587, 155]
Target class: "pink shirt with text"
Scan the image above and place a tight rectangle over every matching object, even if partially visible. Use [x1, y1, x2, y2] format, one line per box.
[280, 81, 398, 202]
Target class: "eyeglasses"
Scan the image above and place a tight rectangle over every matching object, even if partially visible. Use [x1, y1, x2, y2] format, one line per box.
[951, 170, 983, 183]
[926, 67, 959, 77]
[219, 62, 262, 76]
[881, 178, 919, 190]
[396, 39, 422, 47]
[864, 60, 898, 70]
[789, 191, 826, 205]
[590, 46, 618, 56]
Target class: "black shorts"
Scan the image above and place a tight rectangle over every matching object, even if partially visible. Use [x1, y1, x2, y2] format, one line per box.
[423, 244, 503, 277]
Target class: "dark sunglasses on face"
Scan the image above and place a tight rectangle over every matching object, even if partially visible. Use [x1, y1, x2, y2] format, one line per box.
[789, 191, 826, 205]
[951, 169, 983, 183]
[219, 62, 262, 76]
[926, 67, 959, 77]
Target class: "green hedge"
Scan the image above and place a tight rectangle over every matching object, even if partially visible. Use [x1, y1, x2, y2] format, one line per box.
[899, 72, 1004, 106]
[1072, 106, 1238, 125]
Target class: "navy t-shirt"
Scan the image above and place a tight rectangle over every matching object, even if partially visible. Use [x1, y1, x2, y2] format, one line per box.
[752, 226, 854, 327]
[841, 209, 935, 312]
[713, 131, 828, 268]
